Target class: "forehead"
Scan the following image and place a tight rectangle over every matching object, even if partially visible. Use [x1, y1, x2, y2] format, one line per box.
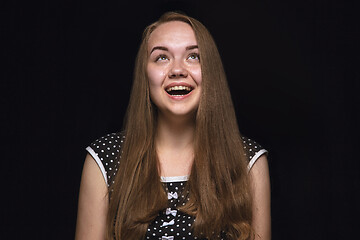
[148, 21, 197, 50]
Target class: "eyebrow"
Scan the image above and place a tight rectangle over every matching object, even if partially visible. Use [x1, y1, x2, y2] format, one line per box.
[150, 46, 168, 54]
[186, 45, 198, 50]
[150, 45, 199, 54]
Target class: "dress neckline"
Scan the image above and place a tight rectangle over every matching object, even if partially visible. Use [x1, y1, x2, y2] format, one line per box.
[160, 175, 189, 182]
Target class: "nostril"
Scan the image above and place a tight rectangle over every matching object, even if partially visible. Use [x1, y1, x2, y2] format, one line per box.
[168, 63, 188, 78]
[169, 70, 188, 78]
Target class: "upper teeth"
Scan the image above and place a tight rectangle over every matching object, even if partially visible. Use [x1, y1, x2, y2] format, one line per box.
[166, 86, 191, 91]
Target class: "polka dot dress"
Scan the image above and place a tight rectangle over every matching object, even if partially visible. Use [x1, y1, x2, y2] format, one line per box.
[145, 179, 202, 240]
[86, 132, 267, 240]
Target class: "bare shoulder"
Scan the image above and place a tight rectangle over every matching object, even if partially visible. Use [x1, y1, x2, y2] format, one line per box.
[249, 155, 271, 240]
[75, 154, 109, 240]
[249, 155, 270, 179]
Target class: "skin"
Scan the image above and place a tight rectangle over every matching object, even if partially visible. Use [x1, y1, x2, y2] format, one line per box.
[75, 154, 108, 240]
[250, 155, 271, 240]
[75, 21, 271, 240]
[147, 21, 202, 125]
[147, 21, 202, 177]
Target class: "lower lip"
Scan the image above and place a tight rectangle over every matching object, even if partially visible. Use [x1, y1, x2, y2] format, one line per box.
[166, 90, 193, 100]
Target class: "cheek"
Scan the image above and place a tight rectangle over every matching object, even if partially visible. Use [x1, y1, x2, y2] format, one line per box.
[192, 66, 202, 86]
[147, 65, 167, 88]
[147, 65, 166, 104]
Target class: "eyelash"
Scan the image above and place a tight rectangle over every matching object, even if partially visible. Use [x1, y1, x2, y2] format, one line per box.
[155, 54, 168, 62]
[154, 53, 200, 62]
[187, 53, 200, 61]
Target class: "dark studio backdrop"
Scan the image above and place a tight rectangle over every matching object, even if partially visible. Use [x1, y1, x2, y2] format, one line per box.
[2, 0, 359, 239]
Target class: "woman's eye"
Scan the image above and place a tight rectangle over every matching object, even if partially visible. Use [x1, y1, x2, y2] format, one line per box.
[187, 53, 200, 61]
[155, 55, 169, 62]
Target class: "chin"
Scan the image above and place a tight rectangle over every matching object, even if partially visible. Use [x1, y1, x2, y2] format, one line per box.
[161, 107, 198, 120]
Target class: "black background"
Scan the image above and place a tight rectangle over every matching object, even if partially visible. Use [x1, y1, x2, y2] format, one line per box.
[2, 0, 359, 239]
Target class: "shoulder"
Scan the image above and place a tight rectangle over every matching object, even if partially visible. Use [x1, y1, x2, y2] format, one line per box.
[86, 132, 125, 187]
[241, 135, 268, 172]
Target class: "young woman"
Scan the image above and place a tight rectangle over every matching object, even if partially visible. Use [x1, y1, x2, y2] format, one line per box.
[75, 12, 271, 240]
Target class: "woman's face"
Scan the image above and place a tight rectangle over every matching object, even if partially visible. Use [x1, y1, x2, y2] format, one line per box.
[147, 21, 202, 119]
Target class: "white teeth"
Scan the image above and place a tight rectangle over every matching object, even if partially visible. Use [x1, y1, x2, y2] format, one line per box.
[166, 86, 192, 92]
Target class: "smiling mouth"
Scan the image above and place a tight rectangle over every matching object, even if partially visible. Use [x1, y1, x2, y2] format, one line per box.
[165, 86, 193, 96]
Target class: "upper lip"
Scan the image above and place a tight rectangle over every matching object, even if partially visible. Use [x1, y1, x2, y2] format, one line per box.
[164, 82, 194, 92]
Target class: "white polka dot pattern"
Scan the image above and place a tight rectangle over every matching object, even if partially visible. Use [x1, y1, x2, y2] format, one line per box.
[85, 132, 267, 239]
[241, 136, 266, 161]
[87, 132, 124, 187]
[145, 181, 216, 240]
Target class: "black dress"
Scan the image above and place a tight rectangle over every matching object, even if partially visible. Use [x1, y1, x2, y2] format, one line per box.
[86, 132, 267, 240]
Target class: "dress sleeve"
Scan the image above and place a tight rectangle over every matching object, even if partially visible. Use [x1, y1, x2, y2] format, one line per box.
[242, 136, 268, 172]
[85, 132, 124, 187]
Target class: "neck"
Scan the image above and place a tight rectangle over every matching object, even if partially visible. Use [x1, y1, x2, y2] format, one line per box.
[155, 112, 196, 177]
[155, 111, 196, 150]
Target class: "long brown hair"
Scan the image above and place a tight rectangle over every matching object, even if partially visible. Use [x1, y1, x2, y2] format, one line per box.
[106, 12, 253, 240]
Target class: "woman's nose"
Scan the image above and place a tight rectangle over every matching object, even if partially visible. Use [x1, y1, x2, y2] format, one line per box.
[168, 60, 188, 79]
